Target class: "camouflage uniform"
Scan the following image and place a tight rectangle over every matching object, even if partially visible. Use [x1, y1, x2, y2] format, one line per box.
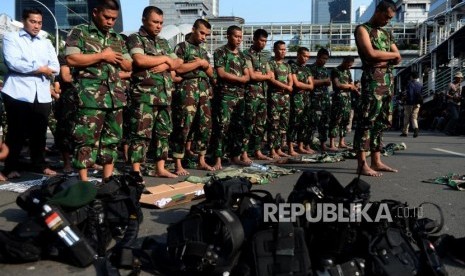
[211, 45, 248, 158]
[353, 22, 395, 152]
[53, 55, 77, 154]
[126, 27, 178, 162]
[308, 63, 331, 143]
[243, 47, 270, 152]
[65, 22, 129, 169]
[268, 60, 292, 149]
[329, 65, 353, 138]
[290, 63, 312, 144]
[171, 41, 212, 159]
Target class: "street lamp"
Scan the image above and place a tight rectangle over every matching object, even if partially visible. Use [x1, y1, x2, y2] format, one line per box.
[329, 9, 347, 54]
[31, 0, 59, 55]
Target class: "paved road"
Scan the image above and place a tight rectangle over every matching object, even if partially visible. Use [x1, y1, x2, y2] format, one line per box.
[0, 130, 464, 275]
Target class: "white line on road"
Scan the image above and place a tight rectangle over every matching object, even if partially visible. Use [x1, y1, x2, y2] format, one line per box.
[432, 148, 465, 157]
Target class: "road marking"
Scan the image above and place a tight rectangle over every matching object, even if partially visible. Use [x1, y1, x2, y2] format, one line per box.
[432, 148, 465, 157]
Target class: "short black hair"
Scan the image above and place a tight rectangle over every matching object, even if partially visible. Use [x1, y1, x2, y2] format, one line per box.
[273, 40, 286, 51]
[317, 48, 330, 57]
[343, 56, 355, 63]
[142, 6, 163, 19]
[227, 25, 242, 36]
[193, 19, 211, 29]
[253, 29, 268, 40]
[22, 8, 42, 20]
[96, 0, 120, 11]
[376, 0, 396, 13]
[297, 47, 310, 55]
[411, 71, 419, 79]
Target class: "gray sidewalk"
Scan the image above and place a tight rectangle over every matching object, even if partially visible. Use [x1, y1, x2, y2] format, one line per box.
[0, 131, 464, 275]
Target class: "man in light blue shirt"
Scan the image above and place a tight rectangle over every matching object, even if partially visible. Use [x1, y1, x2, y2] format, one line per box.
[1, 8, 60, 180]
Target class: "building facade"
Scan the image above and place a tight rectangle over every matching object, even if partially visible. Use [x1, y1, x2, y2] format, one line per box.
[15, 0, 123, 35]
[149, 0, 219, 26]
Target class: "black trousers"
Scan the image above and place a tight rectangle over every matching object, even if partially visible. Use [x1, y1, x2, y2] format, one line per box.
[2, 92, 51, 174]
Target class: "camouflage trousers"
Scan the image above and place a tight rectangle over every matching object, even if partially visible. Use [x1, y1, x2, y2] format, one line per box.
[129, 102, 172, 162]
[243, 90, 267, 152]
[211, 91, 245, 158]
[288, 92, 309, 143]
[329, 92, 351, 138]
[72, 107, 123, 169]
[353, 68, 394, 152]
[310, 92, 331, 143]
[171, 78, 212, 159]
[54, 91, 77, 152]
[268, 92, 290, 149]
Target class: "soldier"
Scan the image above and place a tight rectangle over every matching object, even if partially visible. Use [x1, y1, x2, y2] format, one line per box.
[171, 19, 214, 175]
[211, 25, 250, 169]
[307, 48, 332, 152]
[290, 47, 314, 155]
[328, 56, 358, 150]
[267, 41, 293, 159]
[243, 29, 273, 161]
[354, 0, 401, 176]
[126, 6, 183, 178]
[53, 55, 76, 174]
[65, 0, 132, 181]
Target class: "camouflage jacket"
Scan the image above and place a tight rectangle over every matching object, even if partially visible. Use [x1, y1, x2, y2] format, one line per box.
[127, 27, 178, 106]
[356, 22, 395, 69]
[291, 62, 312, 93]
[214, 45, 248, 94]
[243, 46, 270, 93]
[307, 63, 329, 94]
[269, 60, 291, 92]
[331, 65, 353, 94]
[174, 40, 210, 80]
[65, 22, 130, 109]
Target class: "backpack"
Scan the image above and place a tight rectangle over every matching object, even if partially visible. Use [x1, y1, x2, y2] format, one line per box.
[288, 170, 370, 266]
[366, 227, 419, 276]
[233, 194, 312, 276]
[204, 176, 252, 207]
[165, 201, 245, 275]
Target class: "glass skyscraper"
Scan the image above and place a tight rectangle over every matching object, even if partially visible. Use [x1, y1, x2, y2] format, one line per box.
[15, 0, 123, 35]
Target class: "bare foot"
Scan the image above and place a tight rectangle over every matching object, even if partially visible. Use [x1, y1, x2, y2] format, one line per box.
[155, 169, 178, 178]
[338, 144, 349, 149]
[276, 149, 290, 157]
[255, 152, 273, 160]
[241, 153, 253, 164]
[305, 146, 316, 154]
[213, 158, 223, 170]
[231, 156, 252, 166]
[43, 168, 57, 176]
[197, 163, 215, 171]
[6, 171, 21, 179]
[327, 146, 339, 152]
[359, 166, 383, 177]
[288, 149, 299, 156]
[371, 163, 398, 173]
[0, 172, 7, 181]
[175, 167, 190, 176]
[297, 147, 311, 154]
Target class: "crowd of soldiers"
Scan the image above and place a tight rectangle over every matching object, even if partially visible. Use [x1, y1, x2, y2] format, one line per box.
[2, 0, 402, 181]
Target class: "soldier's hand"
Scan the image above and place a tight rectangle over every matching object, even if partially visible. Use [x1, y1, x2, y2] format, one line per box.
[150, 63, 169, 73]
[101, 47, 123, 65]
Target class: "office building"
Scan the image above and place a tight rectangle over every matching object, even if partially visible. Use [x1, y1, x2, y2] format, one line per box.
[15, 0, 123, 35]
[149, 0, 219, 26]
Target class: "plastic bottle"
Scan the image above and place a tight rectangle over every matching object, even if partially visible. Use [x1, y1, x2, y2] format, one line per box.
[249, 162, 268, 171]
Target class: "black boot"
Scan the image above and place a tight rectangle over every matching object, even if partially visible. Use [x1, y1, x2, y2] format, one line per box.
[413, 128, 419, 138]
